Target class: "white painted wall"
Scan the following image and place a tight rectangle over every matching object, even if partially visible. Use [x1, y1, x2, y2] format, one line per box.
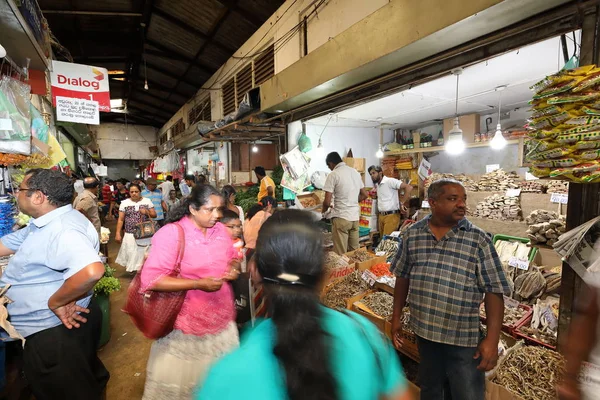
[288, 120, 394, 179]
[91, 123, 157, 160]
[158, 0, 389, 137]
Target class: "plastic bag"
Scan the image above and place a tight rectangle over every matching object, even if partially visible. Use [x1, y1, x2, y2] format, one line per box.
[529, 111, 571, 130]
[557, 130, 600, 144]
[576, 149, 600, 161]
[0, 76, 31, 155]
[572, 69, 600, 92]
[527, 129, 559, 140]
[533, 157, 581, 168]
[528, 147, 573, 161]
[527, 139, 560, 153]
[575, 140, 600, 150]
[565, 116, 600, 125]
[547, 91, 600, 104]
[310, 171, 329, 189]
[298, 132, 312, 153]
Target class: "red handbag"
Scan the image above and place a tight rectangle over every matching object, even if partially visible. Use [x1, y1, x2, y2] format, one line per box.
[123, 222, 186, 339]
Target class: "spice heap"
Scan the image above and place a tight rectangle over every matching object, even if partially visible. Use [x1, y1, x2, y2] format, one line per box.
[424, 172, 478, 192]
[322, 270, 368, 310]
[361, 291, 394, 321]
[526, 210, 566, 246]
[477, 169, 520, 192]
[546, 180, 569, 193]
[526, 65, 600, 183]
[474, 194, 522, 221]
[519, 180, 545, 193]
[369, 263, 392, 277]
[492, 346, 565, 400]
[375, 238, 400, 263]
[347, 248, 373, 264]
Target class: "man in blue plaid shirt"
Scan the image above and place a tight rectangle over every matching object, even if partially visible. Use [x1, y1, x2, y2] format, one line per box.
[391, 179, 510, 400]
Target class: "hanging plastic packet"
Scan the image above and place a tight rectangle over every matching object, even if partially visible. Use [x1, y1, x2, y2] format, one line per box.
[575, 149, 600, 161]
[565, 116, 600, 125]
[557, 130, 600, 144]
[527, 129, 559, 140]
[530, 166, 552, 177]
[529, 111, 571, 130]
[575, 140, 600, 150]
[547, 91, 600, 104]
[527, 139, 560, 153]
[528, 147, 574, 161]
[582, 106, 600, 116]
[551, 162, 600, 176]
[572, 68, 600, 92]
[530, 65, 593, 95]
[533, 158, 581, 168]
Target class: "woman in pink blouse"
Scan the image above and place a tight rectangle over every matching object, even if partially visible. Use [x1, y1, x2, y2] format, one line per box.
[140, 185, 240, 399]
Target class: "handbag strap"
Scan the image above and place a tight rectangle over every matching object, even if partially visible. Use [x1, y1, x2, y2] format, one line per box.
[173, 222, 185, 275]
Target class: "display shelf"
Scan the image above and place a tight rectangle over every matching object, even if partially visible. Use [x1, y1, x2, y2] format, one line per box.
[0, 0, 49, 70]
[384, 139, 521, 156]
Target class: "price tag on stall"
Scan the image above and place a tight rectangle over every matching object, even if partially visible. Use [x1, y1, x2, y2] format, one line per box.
[503, 295, 520, 309]
[375, 251, 386, 257]
[505, 188, 521, 197]
[389, 231, 401, 238]
[361, 270, 377, 287]
[550, 193, 568, 204]
[508, 256, 530, 270]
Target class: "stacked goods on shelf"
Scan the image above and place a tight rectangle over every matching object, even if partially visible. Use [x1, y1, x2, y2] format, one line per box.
[321, 270, 368, 310]
[491, 346, 564, 400]
[525, 210, 566, 246]
[395, 157, 414, 170]
[519, 181, 545, 193]
[526, 65, 600, 183]
[359, 194, 377, 231]
[381, 157, 399, 179]
[424, 172, 479, 193]
[477, 169, 520, 191]
[546, 180, 569, 193]
[473, 194, 523, 221]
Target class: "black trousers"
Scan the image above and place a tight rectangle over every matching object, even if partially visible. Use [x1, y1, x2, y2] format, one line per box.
[22, 298, 110, 400]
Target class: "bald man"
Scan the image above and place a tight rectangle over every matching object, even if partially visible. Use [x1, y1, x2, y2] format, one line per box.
[73, 177, 101, 237]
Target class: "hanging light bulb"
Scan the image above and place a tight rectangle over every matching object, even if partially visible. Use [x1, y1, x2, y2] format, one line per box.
[252, 143, 259, 153]
[144, 79, 149, 90]
[375, 145, 384, 158]
[143, 54, 149, 90]
[446, 68, 465, 155]
[490, 85, 507, 150]
[314, 137, 325, 158]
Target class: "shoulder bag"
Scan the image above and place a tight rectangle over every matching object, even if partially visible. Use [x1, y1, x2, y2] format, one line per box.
[123, 222, 186, 339]
[133, 207, 158, 240]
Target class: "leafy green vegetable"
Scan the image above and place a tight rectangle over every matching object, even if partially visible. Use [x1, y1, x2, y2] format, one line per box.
[94, 264, 121, 296]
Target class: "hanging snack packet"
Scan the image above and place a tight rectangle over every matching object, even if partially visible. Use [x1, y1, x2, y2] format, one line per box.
[557, 130, 600, 144]
[547, 91, 600, 104]
[527, 129, 559, 140]
[574, 140, 600, 150]
[572, 68, 600, 92]
[530, 166, 552, 177]
[564, 116, 600, 125]
[527, 139, 560, 153]
[575, 149, 600, 161]
[530, 65, 594, 95]
[529, 112, 571, 130]
[582, 106, 600, 116]
[533, 158, 581, 168]
[528, 147, 574, 161]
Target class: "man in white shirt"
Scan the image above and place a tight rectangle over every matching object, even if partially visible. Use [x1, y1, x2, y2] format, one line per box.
[322, 152, 368, 255]
[368, 165, 413, 236]
[157, 175, 175, 201]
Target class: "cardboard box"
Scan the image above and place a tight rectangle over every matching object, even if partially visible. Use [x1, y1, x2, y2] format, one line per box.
[296, 193, 322, 211]
[323, 262, 356, 286]
[408, 380, 524, 400]
[344, 249, 387, 271]
[443, 113, 480, 143]
[343, 157, 366, 172]
[347, 290, 392, 335]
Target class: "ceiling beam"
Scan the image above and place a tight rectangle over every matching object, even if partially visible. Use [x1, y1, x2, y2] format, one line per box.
[73, 56, 129, 63]
[145, 40, 216, 76]
[159, 2, 235, 109]
[151, 8, 236, 53]
[216, 0, 263, 27]
[133, 88, 186, 106]
[127, 97, 179, 114]
[145, 61, 199, 87]
[127, 104, 170, 120]
[42, 10, 143, 17]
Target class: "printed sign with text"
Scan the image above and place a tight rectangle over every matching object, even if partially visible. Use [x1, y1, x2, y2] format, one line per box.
[56, 97, 100, 125]
[51, 61, 110, 112]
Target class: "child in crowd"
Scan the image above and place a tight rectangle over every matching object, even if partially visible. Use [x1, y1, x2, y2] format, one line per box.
[221, 210, 244, 263]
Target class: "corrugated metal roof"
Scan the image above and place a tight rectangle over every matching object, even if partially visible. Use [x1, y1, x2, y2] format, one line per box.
[39, 0, 286, 126]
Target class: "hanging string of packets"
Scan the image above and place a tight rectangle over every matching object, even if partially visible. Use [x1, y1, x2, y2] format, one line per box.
[0, 198, 15, 238]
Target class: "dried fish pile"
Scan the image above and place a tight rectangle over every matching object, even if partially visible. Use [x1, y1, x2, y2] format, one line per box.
[540, 265, 562, 294]
[361, 291, 394, 321]
[322, 270, 368, 310]
[480, 305, 527, 327]
[474, 194, 523, 221]
[347, 248, 373, 264]
[514, 269, 546, 300]
[526, 210, 566, 246]
[492, 346, 565, 400]
[424, 173, 478, 193]
[477, 169, 520, 192]
[519, 326, 557, 347]
[375, 238, 400, 263]
[519, 180, 545, 193]
[324, 251, 350, 275]
[546, 180, 569, 194]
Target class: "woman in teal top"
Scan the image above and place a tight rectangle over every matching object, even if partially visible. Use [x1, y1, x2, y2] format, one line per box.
[197, 209, 411, 400]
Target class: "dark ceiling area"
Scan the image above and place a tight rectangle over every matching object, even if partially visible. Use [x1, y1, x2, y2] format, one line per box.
[39, 0, 285, 127]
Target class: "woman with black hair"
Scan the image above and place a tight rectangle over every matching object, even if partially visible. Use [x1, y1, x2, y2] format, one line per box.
[197, 209, 410, 400]
[222, 184, 244, 224]
[140, 184, 240, 399]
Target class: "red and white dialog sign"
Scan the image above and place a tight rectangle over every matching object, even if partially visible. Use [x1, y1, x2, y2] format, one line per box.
[51, 61, 110, 112]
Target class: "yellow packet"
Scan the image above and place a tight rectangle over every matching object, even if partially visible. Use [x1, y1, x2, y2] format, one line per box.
[528, 147, 574, 161]
[575, 149, 600, 160]
[533, 158, 581, 168]
[575, 140, 600, 150]
[572, 69, 600, 92]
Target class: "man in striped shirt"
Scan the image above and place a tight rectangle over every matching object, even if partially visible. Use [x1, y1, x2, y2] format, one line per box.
[391, 179, 510, 400]
[141, 178, 167, 227]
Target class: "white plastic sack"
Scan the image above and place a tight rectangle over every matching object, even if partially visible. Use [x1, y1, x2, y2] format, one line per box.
[311, 171, 329, 189]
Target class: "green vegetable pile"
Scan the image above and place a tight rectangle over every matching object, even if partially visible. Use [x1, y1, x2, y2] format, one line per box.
[235, 165, 284, 214]
[94, 264, 121, 297]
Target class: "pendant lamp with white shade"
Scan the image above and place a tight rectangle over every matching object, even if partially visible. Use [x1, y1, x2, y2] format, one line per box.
[490, 85, 508, 150]
[446, 68, 465, 155]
